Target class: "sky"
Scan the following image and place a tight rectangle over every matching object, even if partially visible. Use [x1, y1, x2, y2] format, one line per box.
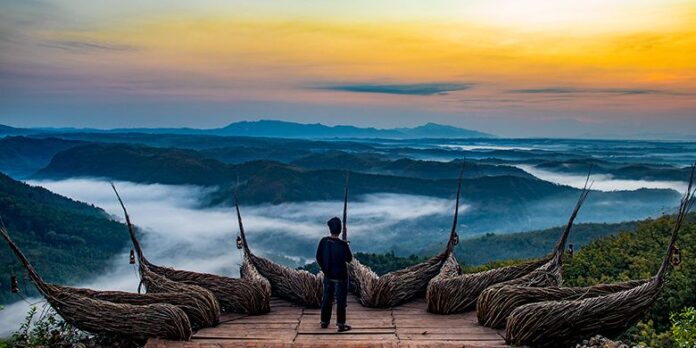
[0, 0, 695, 138]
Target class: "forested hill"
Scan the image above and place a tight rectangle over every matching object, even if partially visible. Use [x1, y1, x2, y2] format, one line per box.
[451, 220, 639, 265]
[29, 142, 681, 233]
[0, 172, 128, 304]
[33, 143, 573, 205]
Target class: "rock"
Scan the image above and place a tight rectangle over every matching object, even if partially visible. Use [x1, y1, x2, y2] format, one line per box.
[576, 335, 629, 348]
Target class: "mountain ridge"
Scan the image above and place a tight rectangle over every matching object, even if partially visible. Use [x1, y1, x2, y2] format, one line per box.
[0, 120, 494, 139]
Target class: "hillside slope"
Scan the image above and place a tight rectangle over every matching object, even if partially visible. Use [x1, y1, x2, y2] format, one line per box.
[447, 220, 640, 265]
[0, 137, 85, 178]
[563, 213, 695, 333]
[0, 172, 128, 304]
[33, 142, 681, 234]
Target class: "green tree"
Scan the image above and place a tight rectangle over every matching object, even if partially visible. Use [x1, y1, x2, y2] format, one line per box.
[671, 307, 696, 348]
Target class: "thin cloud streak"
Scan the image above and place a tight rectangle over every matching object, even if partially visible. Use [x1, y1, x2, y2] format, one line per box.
[508, 87, 681, 96]
[315, 83, 474, 96]
[40, 39, 137, 52]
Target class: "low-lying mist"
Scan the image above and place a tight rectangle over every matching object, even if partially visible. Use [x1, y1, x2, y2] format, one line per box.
[30, 177, 461, 266]
[516, 164, 688, 193]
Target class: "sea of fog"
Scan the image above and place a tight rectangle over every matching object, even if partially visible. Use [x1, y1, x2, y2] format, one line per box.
[0, 171, 685, 335]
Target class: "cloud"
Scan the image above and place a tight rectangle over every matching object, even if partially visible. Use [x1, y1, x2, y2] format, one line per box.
[0, 300, 41, 337]
[507, 87, 676, 96]
[40, 39, 136, 52]
[439, 144, 534, 151]
[515, 164, 688, 192]
[315, 82, 474, 95]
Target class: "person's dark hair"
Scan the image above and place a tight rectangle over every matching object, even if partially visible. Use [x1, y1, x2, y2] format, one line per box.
[327, 217, 342, 235]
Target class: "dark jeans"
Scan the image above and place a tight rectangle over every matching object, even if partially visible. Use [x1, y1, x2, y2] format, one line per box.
[320, 278, 348, 325]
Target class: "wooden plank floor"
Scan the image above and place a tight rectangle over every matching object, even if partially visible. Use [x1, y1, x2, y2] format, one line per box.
[147, 296, 509, 347]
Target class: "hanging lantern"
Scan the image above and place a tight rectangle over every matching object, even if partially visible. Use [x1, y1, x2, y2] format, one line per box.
[129, 249, 135, 264]
[11, 274, 19, 294]
[568, 244, 574, 258]
[452, 232, 459, 246]
[236, 235, 244, 249]
[671, 246, 682, 266]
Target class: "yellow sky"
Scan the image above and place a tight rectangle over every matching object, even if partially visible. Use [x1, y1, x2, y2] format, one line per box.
[41, 1, 696, 90]
[2, 0, 695, 135]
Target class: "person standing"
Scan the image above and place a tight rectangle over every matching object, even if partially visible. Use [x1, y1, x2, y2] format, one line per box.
[316, 217, 353, 332]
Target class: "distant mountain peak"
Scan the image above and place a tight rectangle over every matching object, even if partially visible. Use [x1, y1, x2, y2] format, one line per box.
[411, 122, 463, 130]
[0, 124, 32, 135]
[215, 120, 493, 139]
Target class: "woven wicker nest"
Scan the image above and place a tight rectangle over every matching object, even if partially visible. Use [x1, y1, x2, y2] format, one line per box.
[477, 279, 648, 329]
[426, 254, 550, 314]
[0, 226, 192, 341]
[427, 172, 591, 315]
[348, 171, 463, 308]
[112, 184, 271, 315]
[235, 198, 324, 308]
[502, 168, 695, 347]
[476, 179, 592, 326]
[111, 186, 221, 328]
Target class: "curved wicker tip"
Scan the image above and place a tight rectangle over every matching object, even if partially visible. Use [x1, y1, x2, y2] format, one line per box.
[111, 183, 146, 265]
[233, 192, 308, 308]
[446, 167, 464, 253]
[234, 193, 252, 255]
[657, 163, 695, 279]
[342, 170, 350, 241]
[552, 169, 592, 263]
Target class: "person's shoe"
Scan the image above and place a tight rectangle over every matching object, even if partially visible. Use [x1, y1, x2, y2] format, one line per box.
[320, 322, 329, 329]
[337, 324, 352, 332]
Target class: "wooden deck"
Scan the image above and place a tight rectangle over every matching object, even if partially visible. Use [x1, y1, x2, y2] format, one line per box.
[147, 296, 509, 347]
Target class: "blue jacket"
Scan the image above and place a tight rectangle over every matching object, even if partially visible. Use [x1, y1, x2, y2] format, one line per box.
[316, 236, 353, 280]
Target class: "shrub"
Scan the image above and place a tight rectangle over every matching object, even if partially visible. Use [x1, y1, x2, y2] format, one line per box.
[7, 306, 87, 348]
[671, 307, 696, 348]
